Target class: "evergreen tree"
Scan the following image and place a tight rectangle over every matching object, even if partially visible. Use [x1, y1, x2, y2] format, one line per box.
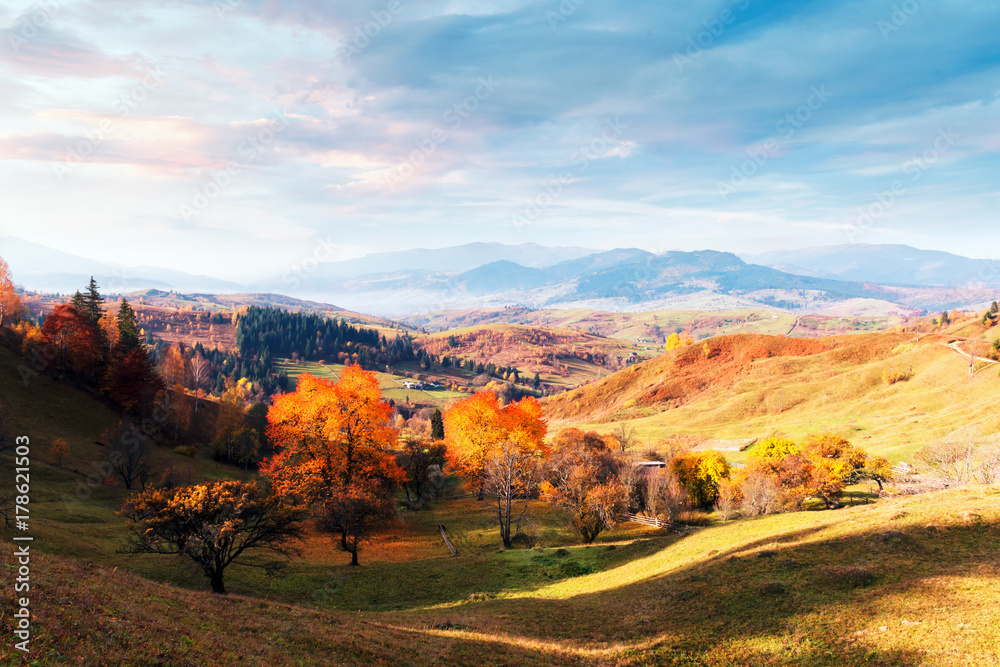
[116, 299, 141, 352]
[82, 276, 104, 325]
[70, 290, 87, 313]
[431, 409, 445, 440]
[992, 301, 999, 315]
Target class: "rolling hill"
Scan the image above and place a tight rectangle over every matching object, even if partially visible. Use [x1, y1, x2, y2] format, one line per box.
[542, 330, 1000, 463]
[2, 327, 1000, 665]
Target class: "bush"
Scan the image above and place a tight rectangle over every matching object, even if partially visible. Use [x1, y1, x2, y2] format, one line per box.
[676, 510, 711, 526]
[173, 445, 197, 458]
[882, 367, 913, 386]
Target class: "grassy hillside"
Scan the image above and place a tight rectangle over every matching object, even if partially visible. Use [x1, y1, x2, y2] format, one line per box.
[543, 332, 1000, 463]
[405, 307, 912, 342]
[416, 323, 663, 389]
[3, 486, 999, 665]
[3, 338, 1000, 665]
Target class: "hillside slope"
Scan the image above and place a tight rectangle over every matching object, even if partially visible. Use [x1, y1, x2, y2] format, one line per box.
[543, 332, 1000, 462]
[3, 486, 999, 665]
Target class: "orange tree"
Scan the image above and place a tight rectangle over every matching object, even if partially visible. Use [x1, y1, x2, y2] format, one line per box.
[443, 390, 547, 500]
[737, 434, 892, 512]
[261, 366, 404, 565]
[542, 428, 625, 543]
[119, 479, 305, 594]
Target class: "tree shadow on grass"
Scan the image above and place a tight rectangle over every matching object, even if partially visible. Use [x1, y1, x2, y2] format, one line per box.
[394, 513, 1000, 666]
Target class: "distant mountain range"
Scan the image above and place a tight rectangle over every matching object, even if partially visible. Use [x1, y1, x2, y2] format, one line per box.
[0, 237, 244, 294]
[741, 244, 995, 287]
[3, 236, 998, 317]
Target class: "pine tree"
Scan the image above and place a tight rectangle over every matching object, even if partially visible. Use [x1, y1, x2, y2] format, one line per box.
[70, 290, 87, 313]
[431, 409, 445, 440]
[992, 301, 999, 315]
[116, 299, 141, 352]
[82, 276, 104, 325]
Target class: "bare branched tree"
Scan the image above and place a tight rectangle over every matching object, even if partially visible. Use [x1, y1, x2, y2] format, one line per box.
[612, 422, 637, 453]
[644, 468, 687, 525]
[918, 426, 981, 485]
[103, 421, 151, 490]
[189, 353, 209, 414]
[740, 471, 782, 517]
[484, 441, 540, 548]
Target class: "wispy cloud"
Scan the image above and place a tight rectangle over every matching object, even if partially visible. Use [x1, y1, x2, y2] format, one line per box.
[0, 0, 998, 278]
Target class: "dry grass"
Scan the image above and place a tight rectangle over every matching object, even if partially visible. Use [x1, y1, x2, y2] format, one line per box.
[546, 332, 1000, 464]
[5, 486, 1000, 665]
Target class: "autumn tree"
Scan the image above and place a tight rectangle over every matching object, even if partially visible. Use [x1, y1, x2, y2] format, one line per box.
[611, 421, 637, 453]
[715, 479, 738, 522]
[670, 450, 731, 508]
[105, 347, 163, 416]
[443, 390, 547, 500]
[119, 479, 305, 594]
[189, 352, 210, 412]
[41, 304, 103, 376]
[160, 342, 188, 389]
[644, 467, 687, 525]
[484, 440, 542, 548]
[397, 437, 448, 502]
[0, 255, 23, 327]
[544, 428, 625, 543]
[50, 438, 70, 467]
[262, 367, 404, 565]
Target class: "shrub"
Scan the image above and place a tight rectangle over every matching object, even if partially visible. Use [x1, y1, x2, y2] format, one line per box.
[676, 510, 711, 526]
[881, 367, 913, 386]
[173, 445, 198, 458]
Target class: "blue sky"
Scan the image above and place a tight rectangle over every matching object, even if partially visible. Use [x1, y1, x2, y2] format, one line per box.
[0, 0, 998, 281]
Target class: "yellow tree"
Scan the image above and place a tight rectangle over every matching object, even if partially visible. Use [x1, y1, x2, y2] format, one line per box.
[671, 450, 731, 507]
[118, 479, 305, 593]
[665, 332, 681, 351]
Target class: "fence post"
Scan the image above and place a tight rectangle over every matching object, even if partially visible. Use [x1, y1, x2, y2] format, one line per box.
[439, 523, 458, 557]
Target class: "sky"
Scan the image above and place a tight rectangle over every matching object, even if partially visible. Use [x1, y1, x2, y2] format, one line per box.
[0, 0, 998, 282]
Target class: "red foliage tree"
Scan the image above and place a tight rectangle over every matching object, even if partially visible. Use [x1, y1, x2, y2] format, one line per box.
[41, 304, 103, 376]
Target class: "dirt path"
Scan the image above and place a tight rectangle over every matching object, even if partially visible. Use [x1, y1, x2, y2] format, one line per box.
[946, 340, 998, 364]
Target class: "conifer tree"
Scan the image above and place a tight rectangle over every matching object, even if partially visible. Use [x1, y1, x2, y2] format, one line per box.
[116, 299, 141, 352]
[82, 276, 104, 325]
